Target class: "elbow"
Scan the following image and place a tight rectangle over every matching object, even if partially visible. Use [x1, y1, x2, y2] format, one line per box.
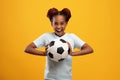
[24, 43, 36, 54]
[24, 47, 27, 53]
[89, 48, 94, 54]
[24, 47, 30, 53]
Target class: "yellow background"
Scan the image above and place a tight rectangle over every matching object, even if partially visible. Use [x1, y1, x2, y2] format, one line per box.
[1, 0, 120, 80]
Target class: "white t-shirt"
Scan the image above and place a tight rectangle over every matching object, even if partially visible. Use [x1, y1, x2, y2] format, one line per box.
[33, 32, 85, 80]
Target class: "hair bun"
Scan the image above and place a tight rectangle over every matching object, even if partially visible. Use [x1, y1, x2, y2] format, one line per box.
[47, 8, 71, 22]
[61, 8, 71, 21]
[47, 8, 59, 21]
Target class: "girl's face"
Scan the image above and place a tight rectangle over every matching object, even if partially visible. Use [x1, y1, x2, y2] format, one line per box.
[51, 15, 67, 36]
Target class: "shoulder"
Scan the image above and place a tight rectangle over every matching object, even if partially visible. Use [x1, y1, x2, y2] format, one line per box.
[67, 33, 84, 41]
[39, 32, 53, 37]
[67, 33, 78, 38]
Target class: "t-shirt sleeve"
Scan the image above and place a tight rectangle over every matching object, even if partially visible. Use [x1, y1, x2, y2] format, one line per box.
[71, 33, 86, 49]
[33, 33, 46, 48]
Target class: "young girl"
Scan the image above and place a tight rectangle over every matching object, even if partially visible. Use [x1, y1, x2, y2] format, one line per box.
[24, 8, 93, 80]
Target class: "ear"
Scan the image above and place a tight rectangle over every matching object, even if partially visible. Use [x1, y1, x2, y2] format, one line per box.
[65, 22, 68, 26]
[51, 22, 53, 26]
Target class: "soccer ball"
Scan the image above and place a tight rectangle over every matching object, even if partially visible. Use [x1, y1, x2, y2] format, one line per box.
[47, 39, 70, 62]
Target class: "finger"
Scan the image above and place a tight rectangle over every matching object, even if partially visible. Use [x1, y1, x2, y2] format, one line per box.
[45, 44, 48, 47]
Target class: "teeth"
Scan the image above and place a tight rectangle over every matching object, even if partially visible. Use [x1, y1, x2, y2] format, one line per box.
[57, 30, 61, 31]
[56, 29, 61, 32]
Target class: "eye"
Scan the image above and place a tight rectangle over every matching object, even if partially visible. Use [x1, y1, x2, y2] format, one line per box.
[60, 22, 64, 25]
[54, 22, 58, 25]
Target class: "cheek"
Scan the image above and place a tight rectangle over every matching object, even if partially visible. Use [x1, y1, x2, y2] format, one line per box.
[52, 25, 57, 30]
[63, 24, 67, 28]
[51, 23, 56, 28]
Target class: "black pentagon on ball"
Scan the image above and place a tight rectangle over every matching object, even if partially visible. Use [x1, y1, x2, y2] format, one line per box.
[60, 39, 66, 43]
[48, 52, 54, 58]
[57, 47, 64, 54]
[49, 41, 55, 47]
[58, 58, 64, 61]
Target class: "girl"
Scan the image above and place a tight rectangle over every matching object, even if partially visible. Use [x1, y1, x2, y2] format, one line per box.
[24, 8, 93, 80]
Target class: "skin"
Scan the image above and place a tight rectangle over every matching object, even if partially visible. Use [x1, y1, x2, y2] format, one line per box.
[51, 15, 67, 37]
[24, 15, 94, 56]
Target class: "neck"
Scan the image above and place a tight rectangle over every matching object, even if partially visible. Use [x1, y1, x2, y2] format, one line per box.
[54, 32, 65, 37]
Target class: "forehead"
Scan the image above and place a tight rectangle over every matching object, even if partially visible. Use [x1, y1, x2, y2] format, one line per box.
[52, 15, 66, 22]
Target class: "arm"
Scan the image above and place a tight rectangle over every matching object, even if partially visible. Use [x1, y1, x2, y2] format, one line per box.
[71, 43, 94, 56]
[24, 42, 47, 56]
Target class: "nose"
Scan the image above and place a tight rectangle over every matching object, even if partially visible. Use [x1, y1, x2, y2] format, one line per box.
[56, 24, 61, 29]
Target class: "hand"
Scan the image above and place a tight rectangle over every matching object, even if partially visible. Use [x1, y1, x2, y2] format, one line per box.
[66, 42, 72, 55]
[44, 44, 49, 56]
[38, 44, 48, 56]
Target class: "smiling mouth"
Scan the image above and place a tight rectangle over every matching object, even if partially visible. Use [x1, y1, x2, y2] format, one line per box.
[55, 29, 63, 32]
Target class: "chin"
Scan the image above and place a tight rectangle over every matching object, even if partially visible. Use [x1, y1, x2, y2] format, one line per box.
[55, 31, 63, 34]
[55, 31, 65, 36]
